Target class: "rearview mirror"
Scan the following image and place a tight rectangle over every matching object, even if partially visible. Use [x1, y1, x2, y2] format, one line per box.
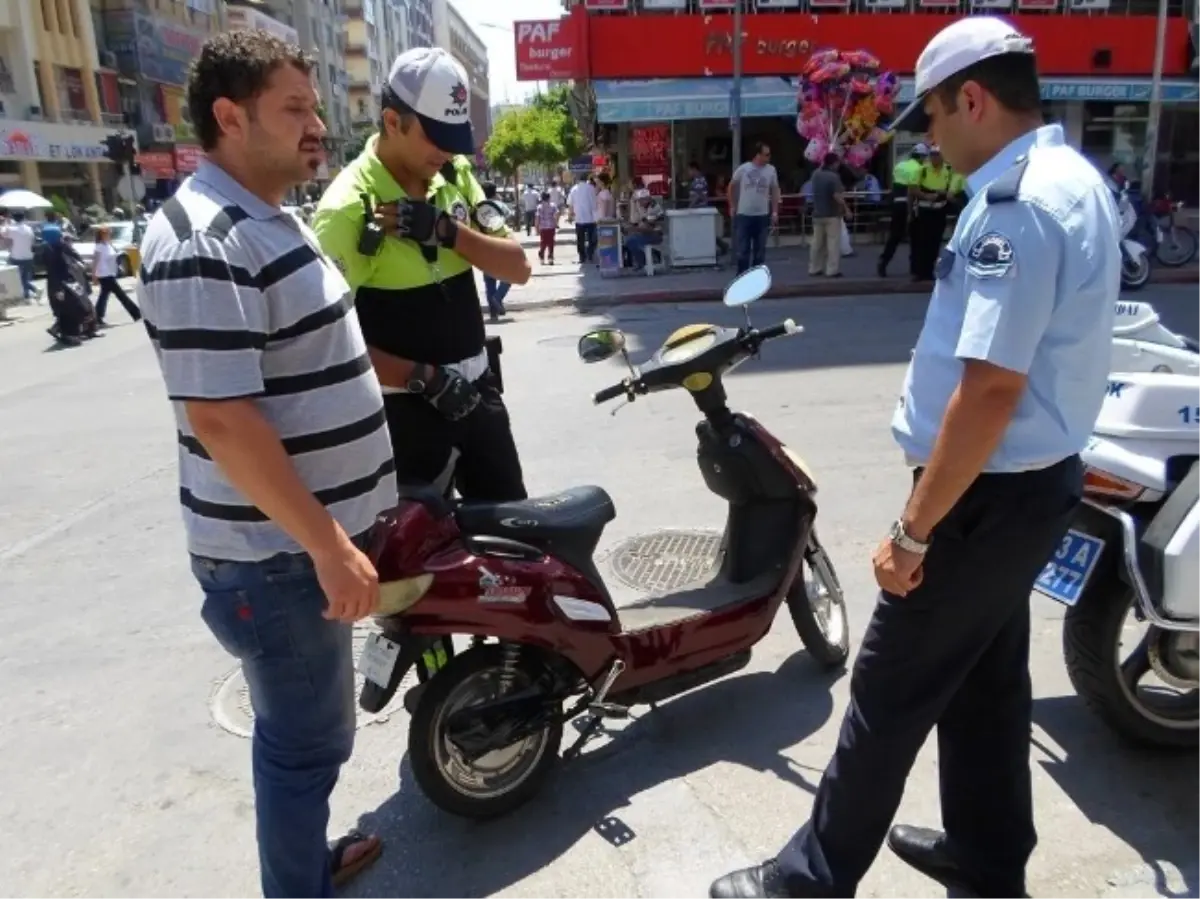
[723, 266, 772, 307]
[578, 329, 627, 363]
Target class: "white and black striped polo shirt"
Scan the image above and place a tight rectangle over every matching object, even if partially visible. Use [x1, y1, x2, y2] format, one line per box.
[136, 160, 396, 563]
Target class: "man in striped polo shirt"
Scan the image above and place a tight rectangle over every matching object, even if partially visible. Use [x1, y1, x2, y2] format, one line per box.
[136, 32, 394, 898]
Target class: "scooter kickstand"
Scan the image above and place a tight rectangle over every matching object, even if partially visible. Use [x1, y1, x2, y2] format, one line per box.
[563, 659, 627, 762]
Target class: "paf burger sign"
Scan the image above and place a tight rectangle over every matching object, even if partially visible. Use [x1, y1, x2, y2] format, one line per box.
[515, 19, 580, 81]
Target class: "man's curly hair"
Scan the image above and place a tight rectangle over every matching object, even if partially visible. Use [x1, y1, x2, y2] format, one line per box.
[187, 30, 314, 151]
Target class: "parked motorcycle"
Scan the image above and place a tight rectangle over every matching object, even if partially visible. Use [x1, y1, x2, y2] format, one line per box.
[1116, 186, 1153, 291]
[355, 266, 851, 818]
[1110, 300, 1199, 376]
[1033, 370, 1199, 747]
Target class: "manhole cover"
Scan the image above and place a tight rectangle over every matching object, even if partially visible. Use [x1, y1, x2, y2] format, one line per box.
[209, 624, 418, 739]
[609, 529, 723, 593]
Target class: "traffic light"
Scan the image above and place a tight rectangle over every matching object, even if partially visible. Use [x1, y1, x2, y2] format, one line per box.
[102, 132, 137, 166]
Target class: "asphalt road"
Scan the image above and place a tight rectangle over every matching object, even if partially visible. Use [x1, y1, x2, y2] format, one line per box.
[0, 285, 1195, 898]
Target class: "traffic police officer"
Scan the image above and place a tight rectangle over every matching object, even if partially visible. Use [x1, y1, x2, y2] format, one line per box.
[314, 48, 532, 501]
[876, 143, 927, 278]
[711, 17, 1120, 899]
[911, 145, 953, 280]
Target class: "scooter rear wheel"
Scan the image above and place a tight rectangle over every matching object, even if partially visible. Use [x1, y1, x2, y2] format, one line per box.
[787, 536, 850, 670]
[408, 644, 563, 819]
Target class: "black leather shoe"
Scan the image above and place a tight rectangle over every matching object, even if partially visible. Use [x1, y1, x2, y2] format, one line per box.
[887, 825, 1029, 898]
[709, 859, 795, 898]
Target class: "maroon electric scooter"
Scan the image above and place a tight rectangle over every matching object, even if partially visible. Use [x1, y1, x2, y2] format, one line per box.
[356, 266, 850, 819]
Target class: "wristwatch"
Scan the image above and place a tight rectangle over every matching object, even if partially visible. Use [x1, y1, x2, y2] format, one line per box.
[889, 520, 931, 555]
[406, 366, 430, 395]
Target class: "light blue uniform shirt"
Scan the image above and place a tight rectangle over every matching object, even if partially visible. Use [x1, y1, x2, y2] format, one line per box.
[891, 124, 1121, 472]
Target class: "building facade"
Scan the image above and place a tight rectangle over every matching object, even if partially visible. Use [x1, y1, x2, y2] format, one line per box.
[405, 0, 435, 50]
[344, 0, 384, 127]
[224, 0, 351, 169]
[439, 2, 489, 154]
[0, 0, 128, 207]
[93, 0, 222, 203]
[520, 1, 1200, 203]
[376, 0, 409, 75]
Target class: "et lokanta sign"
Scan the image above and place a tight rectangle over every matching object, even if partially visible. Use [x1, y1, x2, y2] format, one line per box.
[514, 19, 580, 82]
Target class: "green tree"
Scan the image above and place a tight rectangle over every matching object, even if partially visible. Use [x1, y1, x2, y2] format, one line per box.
[530, 84, 587, 161]
[483, 104, 570, 177]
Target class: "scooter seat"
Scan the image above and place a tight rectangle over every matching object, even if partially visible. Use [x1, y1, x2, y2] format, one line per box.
[455, 486, 616, 574]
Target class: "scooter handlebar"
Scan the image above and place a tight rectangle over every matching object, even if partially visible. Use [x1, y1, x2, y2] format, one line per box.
[593, 320, 802, 404]
[593, 381, 629, 405]
[750, 318, 804, 344]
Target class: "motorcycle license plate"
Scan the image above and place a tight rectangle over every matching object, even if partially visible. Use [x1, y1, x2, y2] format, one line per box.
[357, 632, 400, 688]
[1034, 529, 1106, 607]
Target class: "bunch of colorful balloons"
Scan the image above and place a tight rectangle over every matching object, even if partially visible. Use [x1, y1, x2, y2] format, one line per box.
[796, 48, 901, 168]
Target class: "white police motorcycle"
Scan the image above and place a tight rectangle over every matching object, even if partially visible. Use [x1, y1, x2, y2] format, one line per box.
[1033, 303, 1198, 747]
[1110, 299, 1200, 376]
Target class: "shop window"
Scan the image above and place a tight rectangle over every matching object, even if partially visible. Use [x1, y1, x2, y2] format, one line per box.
[1081, 101, 1148, 171]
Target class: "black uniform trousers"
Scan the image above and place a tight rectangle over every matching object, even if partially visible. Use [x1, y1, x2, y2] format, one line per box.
[912, 205, 948, 280]
[877, 201, 913, 274]
[382, 371, 527, 503]
[777, 455, 1083, 897]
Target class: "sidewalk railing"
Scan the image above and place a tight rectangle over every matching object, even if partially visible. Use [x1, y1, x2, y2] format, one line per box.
[627, 192, 958, 245]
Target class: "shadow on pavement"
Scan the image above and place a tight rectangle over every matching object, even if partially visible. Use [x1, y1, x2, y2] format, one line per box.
[1032, 694, 1199, 897]
[345, 651, 842, 898]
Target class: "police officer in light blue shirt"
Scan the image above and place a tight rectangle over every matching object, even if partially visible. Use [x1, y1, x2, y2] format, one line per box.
[710, 18, 1120, 899]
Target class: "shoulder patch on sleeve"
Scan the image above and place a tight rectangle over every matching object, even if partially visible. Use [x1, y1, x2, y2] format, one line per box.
[966, 231, 1016, 278]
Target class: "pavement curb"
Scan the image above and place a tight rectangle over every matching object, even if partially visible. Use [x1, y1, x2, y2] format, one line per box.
[572, 265, 1198, 310]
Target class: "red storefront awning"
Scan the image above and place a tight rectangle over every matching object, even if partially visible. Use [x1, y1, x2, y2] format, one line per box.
[516, 7, 1193, 81]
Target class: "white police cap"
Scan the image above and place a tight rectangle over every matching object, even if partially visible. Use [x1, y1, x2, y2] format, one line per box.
[385, 47, 474, 155]
[891, 17, 1035, 133]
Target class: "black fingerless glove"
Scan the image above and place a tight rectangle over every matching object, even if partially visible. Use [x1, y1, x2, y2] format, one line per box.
[423, 367, 480, 421]
[396, 200, 459, 250]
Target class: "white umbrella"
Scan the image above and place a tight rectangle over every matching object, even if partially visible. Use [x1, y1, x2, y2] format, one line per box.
[0, 189, 54, 211]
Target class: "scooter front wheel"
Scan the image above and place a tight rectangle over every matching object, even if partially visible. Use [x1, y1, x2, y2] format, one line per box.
[408, 644, 563, 819]
[1120, 251, 1151, 290]
[788, 535, 851, 670]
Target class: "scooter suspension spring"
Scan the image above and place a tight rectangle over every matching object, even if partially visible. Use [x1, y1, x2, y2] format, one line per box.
[499, 642, 521, 695]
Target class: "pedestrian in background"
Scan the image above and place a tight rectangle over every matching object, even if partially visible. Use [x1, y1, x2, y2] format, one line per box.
[536, 190, 559, 264]
[807, 152, 850, 278]
[878, 143, 928, 278]
[521, 183, 539, 235]
[91, 226, 141, 327]
[728, 142, 780, 274]
[481, 180, 512, 320]
[711, 17, 1119, 898]
[911, 146, 953, 280]
[137, 31, 393, 897]
[567, 175, 598, 264]
[0, 209, 38, 300]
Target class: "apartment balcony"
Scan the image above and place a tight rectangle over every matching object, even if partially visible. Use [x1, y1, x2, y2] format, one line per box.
[101, 112, 126, 127]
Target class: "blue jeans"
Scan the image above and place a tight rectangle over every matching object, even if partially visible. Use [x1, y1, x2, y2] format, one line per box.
[15, 258, 35, 298]
[482, 273, 510, 316]
[624, 230, 662, 268]
[734, 214, 770, 274]
[192, 550, 356, 899]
